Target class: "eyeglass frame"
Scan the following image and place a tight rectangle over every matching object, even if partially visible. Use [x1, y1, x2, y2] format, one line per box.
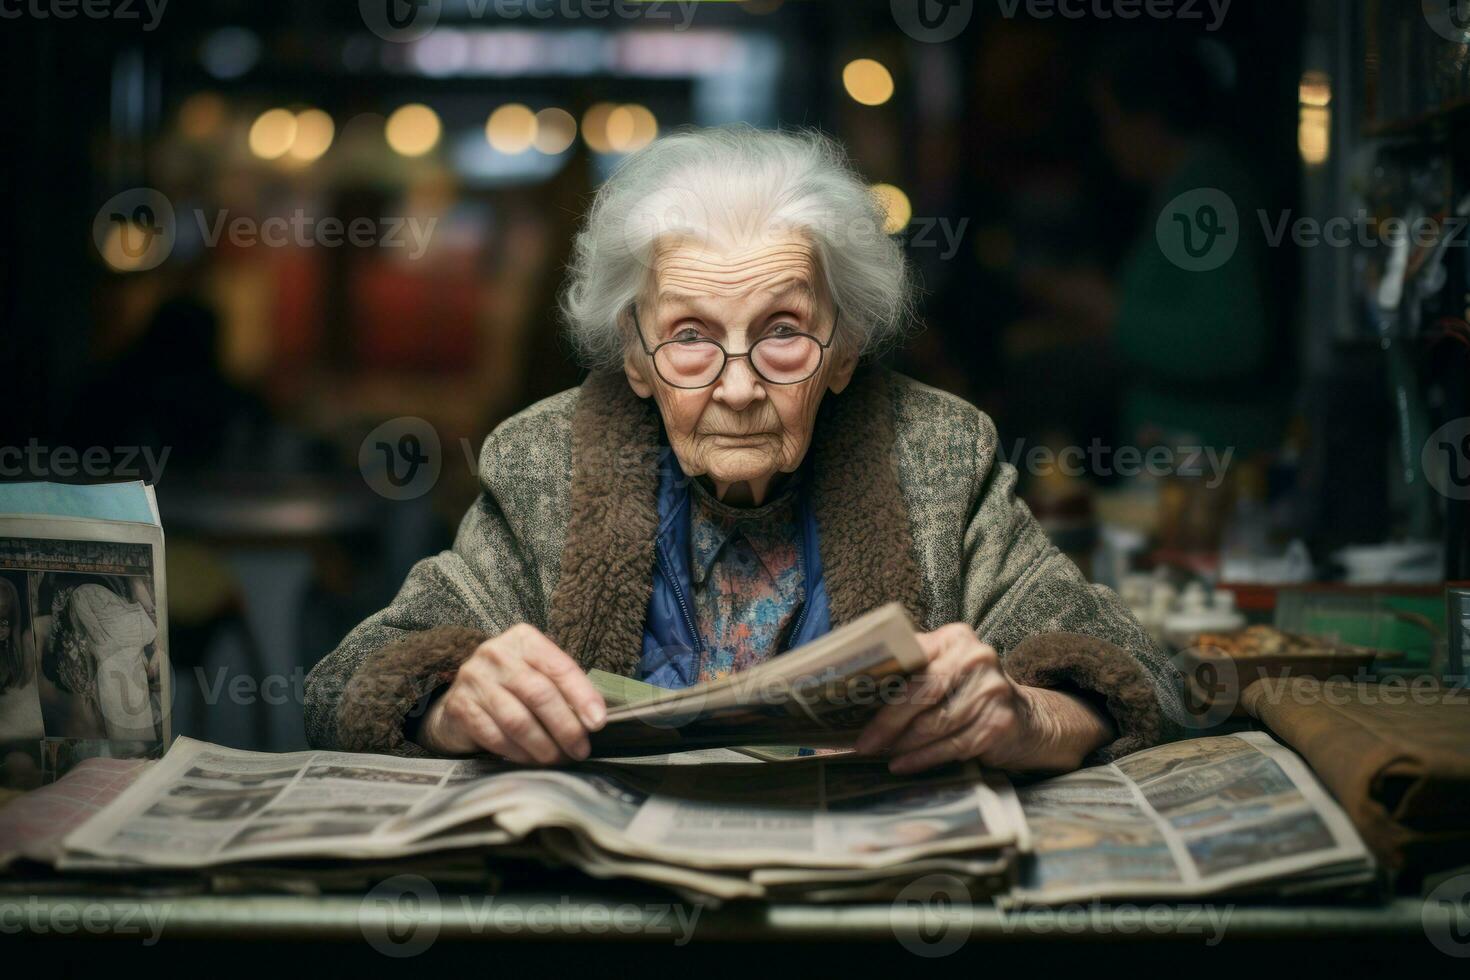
[629, 302, 841, 390]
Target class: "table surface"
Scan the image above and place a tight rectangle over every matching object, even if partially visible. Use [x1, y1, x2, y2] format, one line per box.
[2, 892, 1442, 942]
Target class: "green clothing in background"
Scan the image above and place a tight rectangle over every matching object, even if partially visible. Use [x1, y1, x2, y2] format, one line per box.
[1115, 143, 1283, 455]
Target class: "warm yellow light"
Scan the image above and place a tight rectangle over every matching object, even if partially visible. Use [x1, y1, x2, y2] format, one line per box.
[533, 107, 577, 154]
[289, 108, 335, 162]
[581, 102, 617, 154]
[843, 58, 894, 107]
[385, 103, 441, 157]
[101, 221, 168, 272]
[178, 92, 226, 141]
[871, 183, 912, 234]
[606, 104, 657, 153]
[1299, 69, 1331, 107]
[248, 108, 298, 160]
[485, 103, 537, 154]
[1298, 105, 1330, 166]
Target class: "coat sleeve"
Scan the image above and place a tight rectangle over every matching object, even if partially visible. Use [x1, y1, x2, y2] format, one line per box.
[304, 461, 543, 757]
[959, 413, 1186, 763]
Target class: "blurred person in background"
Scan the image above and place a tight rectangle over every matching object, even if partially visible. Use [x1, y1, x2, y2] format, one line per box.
[1023, 39, 1283, 457]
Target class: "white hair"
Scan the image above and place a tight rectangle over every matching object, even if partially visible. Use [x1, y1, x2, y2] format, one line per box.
[559, 125, 915, 369]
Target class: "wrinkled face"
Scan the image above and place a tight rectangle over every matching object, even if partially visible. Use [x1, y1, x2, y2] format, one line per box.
[623, 232, 857, 505]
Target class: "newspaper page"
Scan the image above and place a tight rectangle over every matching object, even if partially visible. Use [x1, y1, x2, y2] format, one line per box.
[487, 757, 1020, 870]
[60, 737, 518, 868]
[587, 602, 928, 755]
[0, 756, 152, 868]
[1011, 730, 1373, 904]
[62, 738, 1022, 875]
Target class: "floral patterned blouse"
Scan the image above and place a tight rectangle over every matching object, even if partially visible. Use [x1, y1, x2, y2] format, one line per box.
[686, 475, 806, 684]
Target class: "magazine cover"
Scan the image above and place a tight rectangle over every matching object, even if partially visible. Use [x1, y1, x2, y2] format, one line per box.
[0, 483, 169, 790]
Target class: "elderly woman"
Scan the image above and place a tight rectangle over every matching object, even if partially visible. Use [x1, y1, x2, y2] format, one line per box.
[306, 127, 1183, 774]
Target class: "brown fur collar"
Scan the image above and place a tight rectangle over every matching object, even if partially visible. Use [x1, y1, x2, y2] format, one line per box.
[544, 368, 928, 676]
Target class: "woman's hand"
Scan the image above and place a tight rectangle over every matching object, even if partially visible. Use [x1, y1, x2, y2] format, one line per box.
[417, 623, 606, 764]
[854, 623, 1114, 775]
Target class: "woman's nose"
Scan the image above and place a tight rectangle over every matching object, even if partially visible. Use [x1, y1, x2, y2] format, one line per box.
[712, 354, 764, 410]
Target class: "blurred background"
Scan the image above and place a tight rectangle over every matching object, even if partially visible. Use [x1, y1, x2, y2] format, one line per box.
[1, 0, 1467, 751]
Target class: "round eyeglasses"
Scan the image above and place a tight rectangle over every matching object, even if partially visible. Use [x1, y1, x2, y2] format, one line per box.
[631, 304, 839, 390]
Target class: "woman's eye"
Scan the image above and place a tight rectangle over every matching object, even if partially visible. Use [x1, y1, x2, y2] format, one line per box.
[769, 322, 799, 337]
[671, 327, 703, 343]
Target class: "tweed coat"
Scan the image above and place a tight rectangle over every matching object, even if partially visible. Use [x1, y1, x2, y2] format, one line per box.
[305, 368, 1185, 762]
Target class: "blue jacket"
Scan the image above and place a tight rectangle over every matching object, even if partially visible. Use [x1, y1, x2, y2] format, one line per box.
[634, 447, 831, 688]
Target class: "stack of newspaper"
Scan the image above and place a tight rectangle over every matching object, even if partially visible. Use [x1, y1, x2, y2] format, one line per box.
[17, 604, 1378, 903]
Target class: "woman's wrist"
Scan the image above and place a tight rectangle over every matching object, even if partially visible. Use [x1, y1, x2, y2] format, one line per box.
[1012, 684, 1116, 772]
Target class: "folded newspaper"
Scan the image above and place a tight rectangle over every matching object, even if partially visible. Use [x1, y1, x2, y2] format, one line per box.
[24, 730, 1374, 904]
[584, 602, 928, 755]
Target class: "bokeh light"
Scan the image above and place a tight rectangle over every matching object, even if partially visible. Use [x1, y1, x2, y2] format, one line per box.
[385, 103, 442, 157]
[581, 102, 618, 154]
[289, 108, 335, 162]
[533, 107, 577, 154]
[177, 92, 227, 141]
[248, 108, 298, 160]
[843, 58, 894, 106]
[606, 104, 658, 153]
[485, 103, 537, 154]
[870, 183, 912, 234]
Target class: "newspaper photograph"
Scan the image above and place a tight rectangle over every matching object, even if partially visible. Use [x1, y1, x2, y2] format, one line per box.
[1012, 730, 1374, 903]
[0, 515, 169, 792]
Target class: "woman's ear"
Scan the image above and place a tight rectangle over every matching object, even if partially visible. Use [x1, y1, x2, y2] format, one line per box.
[826, 347, 859, 395]
[623, 350, 655, 398]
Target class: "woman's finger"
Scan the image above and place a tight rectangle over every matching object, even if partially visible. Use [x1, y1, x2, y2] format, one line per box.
[855, 635, 989, 754]
[519, 630, 607, 731]
[482, 682, 566, 765]
[501, 665, 591, 761]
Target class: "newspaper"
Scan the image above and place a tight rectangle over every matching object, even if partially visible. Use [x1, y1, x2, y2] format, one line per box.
[58, 737, 1019, 877]
[586, 602, 927, 755]
[48, 727, 1373, 904]
[1011, 730, 1375, 904]
[0, 481, 171, 791]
